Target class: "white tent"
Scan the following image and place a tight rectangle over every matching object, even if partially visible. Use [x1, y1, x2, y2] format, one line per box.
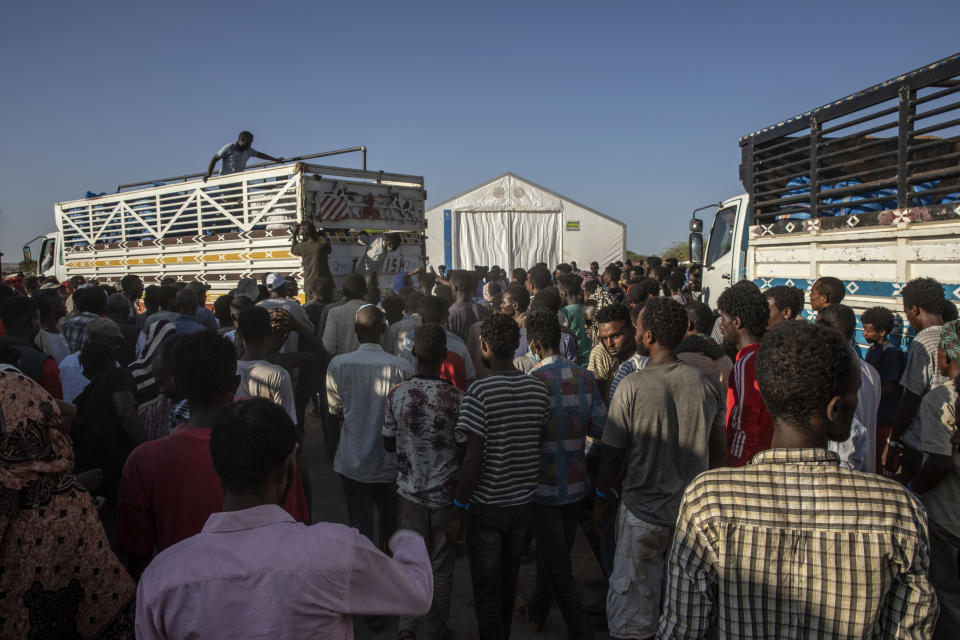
[425, 173, 625, 272]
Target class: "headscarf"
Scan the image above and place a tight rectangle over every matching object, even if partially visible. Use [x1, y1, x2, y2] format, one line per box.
[0, 370, 135, 638]
[941, 319, 960, 363]
[129, 319, 176, 405]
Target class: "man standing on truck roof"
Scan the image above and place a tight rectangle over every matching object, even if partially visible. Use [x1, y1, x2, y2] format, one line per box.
[203, 131, 284, 182]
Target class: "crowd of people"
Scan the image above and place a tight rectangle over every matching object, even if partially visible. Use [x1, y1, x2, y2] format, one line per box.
[0, 251, 956, 639]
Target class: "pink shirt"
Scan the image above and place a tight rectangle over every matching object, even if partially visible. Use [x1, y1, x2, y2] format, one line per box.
[135, 505, 433, 639]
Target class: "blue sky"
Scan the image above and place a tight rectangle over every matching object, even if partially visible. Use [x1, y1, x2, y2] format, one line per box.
[2, 1, 959, 264]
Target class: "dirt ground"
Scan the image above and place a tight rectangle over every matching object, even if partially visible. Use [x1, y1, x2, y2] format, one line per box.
[301, 410, 612, 640]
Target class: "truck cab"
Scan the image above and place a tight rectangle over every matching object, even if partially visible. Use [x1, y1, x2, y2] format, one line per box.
[25, 232, 65, 281]
[692, 194, 748, 307]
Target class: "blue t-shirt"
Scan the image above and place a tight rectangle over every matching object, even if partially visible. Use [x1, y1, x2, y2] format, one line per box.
[865, 342, 906, 424]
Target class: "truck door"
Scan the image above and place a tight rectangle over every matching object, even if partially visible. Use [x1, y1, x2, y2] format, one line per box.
[701, 195, 750, 306]
[701, 206, 737, 305]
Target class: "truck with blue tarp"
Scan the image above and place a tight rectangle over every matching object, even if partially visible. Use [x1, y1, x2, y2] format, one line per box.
[690, 52, 960, 352]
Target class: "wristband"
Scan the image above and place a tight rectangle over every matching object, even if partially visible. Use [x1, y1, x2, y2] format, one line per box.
[453, 498, 470, 511]
[595, 488, 608, 500]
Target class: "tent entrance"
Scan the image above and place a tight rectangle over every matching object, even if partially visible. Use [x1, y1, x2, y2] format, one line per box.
[453, 210, 561, 271]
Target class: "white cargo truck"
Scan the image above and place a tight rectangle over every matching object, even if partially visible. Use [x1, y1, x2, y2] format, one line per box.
[26, 156, 426, 299]
[690, 53, 960, 350]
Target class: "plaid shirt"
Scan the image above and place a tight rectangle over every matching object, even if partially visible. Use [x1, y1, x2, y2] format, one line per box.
[530, 355, 606, 505]
[658, 448, 938, 638]
[61, 312, 102, 354]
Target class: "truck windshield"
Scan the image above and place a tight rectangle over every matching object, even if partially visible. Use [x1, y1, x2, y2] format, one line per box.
[705, 207, 736, 267]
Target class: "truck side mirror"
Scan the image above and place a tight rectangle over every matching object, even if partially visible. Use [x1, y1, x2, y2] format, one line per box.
[689, 218, 703, 233]
[688, 232, 703, 264]
[22, 246, 32, 262]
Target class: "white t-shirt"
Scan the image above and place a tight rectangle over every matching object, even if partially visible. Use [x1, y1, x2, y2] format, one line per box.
[236, 360, 297, 423]
[216, 143, 256, 175]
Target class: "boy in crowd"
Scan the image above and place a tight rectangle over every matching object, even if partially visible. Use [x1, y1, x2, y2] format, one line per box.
[809, 276, 845, 312]
[593, 297, 726, 639]
[862, 305, 907, 469]
[765, 284, 805, 330]
[884, 277, 950, 480]
[910, 319, 960, 638]
[677, 301, 733, 388]
[235, 306, 297, 423]
[117, 332, 310, 579]
[137, 399, 432, 639]
[448, 314, 550, 640]
[816, 304, 881, 473]
[447, 270, 490, 342]
[558, 274, 591, 365]
[658, 321, 937, 638]
[717, 281, 773, 466]
[519, 310, 606, 639]
[500, 283, 531, 327]
[384, 324, 465, 640]
[595, 304, 638, 404]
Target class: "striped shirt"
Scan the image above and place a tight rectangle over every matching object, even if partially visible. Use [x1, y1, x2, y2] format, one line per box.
[658, 448, 938, 639]
[530, 356, 607, 505]
[455, 370, 550, 507]
[607, 352, 650, 405]
[725, 343, 773, 466]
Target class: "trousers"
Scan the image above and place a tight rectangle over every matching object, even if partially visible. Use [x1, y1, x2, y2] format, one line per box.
[465, 503, 533, 640]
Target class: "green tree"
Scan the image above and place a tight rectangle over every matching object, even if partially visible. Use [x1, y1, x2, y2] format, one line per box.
[626, 250, 644, 264]
[660, 241, 688, 262]
[17, 259, 37, 276]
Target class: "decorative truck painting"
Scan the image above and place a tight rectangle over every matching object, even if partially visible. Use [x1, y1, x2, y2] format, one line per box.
[690, 52, 960, 353]
[27, 158, 427, 299]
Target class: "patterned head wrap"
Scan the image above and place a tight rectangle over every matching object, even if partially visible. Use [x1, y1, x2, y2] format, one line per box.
[0, 369, 73, 492]
[941, 319, 960, 362]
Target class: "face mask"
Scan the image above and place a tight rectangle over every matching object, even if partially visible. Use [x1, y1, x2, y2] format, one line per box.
[530, 352, 541, 365]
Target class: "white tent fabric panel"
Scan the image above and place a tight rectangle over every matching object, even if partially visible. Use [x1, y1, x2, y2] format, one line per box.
[425, 174, 625, 270]
[511, 212, 561, 269]
[454, 211, 513, 270]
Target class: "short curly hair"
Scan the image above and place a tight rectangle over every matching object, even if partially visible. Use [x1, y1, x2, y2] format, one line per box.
[595, 303, 631, 328]
[628, 279, 660, 305]
[812, 277, 845, 305]
[717, 281, 769, 338]
[765, 285, 804, 319]
[861, 306, 895, 335]
[527, 265, 553, 292]
[172, 332, 238, 402]
[816, 303, 857, 341]
[503, 284, 531, 312]
[413, 323, 447, 366]
[640, 297, 688, 349]
[901, 277, 946, 314]
[756, 321, 855, 426]
[530, 287, 562, 314]
[525, 309, 562, 350]
[416, 295, 449, 325]
[480, 313, 521, 358]
[210, 398, 296, 495]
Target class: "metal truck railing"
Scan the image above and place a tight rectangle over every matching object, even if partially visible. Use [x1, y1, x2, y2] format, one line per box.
[741, 53, 960, 223]
[57, 161, 425, 250]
